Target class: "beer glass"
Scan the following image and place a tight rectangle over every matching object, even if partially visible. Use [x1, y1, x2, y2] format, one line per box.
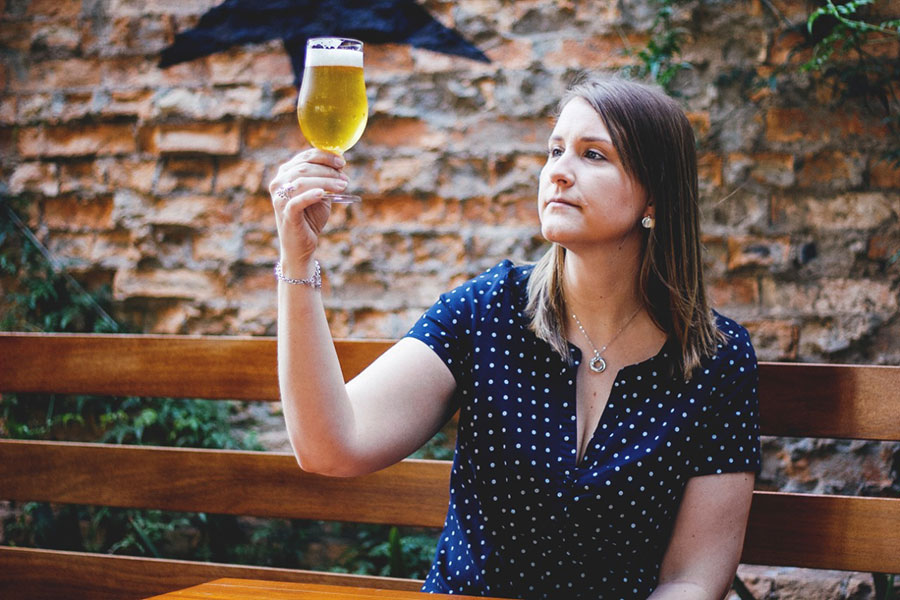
[297, 37, 368, 203]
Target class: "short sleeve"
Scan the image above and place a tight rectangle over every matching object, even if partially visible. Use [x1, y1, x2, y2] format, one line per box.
[690, 323, 762, 476]
[404, 287, 473, 384]
[404, 260, 517, 386]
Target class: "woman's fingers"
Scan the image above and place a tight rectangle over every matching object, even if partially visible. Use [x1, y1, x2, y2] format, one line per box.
[270, 153, 348, 198]
[283, 149, 345, 174]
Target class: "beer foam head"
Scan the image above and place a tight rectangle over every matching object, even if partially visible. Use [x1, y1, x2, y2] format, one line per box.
[306, 47, 363, 68]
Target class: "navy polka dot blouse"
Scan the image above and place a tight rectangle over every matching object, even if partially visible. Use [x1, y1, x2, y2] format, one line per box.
[405, 260, 761, 600]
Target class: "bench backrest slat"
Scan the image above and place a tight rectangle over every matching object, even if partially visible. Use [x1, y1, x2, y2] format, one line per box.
[1, 440, 899, 573]
[2, 333, 898, 441]
[0, 333, 391, 401]
[743, 491, 900, 573]
[0, 439, 450, 527]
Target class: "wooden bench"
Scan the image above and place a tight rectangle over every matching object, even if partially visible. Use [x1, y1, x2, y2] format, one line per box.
[1, 332, 899, 599]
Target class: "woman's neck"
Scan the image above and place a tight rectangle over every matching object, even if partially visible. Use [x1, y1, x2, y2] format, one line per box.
[562, 245, 644, 334]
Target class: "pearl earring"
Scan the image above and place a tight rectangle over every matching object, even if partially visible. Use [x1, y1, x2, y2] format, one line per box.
[641, 215, 655, 229]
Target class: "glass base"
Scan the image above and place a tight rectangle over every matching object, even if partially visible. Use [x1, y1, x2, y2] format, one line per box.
[323, 193, 361, 204]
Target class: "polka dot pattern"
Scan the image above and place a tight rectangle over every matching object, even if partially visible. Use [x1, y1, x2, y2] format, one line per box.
[405, 260, 761, 599]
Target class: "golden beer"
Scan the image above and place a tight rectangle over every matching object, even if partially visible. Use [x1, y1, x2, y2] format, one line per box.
[298, 47, 368, 155]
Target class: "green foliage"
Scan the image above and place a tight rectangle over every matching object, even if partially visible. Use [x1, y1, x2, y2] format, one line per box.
[802, 0, 900, 166]
[621, 0, 692, 93]
[1, 199, 118, 334]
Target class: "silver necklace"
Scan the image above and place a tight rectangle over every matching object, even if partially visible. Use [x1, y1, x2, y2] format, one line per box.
[571, 307, 642, 373]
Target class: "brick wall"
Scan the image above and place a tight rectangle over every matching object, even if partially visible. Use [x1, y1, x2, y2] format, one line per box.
[1, 0, 898, 594]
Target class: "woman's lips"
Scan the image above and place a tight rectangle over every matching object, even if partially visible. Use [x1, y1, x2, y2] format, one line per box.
[546, 197, 579, 208]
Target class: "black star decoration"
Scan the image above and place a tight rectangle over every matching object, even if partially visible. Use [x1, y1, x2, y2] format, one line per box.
[159, 0, 490, 87]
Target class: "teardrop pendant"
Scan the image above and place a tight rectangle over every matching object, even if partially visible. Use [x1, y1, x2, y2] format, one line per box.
[589, 353, 607, 373]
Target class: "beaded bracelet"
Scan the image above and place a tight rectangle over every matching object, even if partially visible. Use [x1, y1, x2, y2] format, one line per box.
[274, 260, 322, 289]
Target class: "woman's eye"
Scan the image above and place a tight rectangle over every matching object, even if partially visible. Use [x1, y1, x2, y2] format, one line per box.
[585, 149, 605, 160]
[549, 147, 563, 158]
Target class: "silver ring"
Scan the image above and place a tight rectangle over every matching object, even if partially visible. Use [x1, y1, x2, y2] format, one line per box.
[275, 184, 294, 202]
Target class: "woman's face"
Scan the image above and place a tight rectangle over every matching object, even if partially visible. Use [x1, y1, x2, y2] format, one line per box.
[538, 97, 649, 251]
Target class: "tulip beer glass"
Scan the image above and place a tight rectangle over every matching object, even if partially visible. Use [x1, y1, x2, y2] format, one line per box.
[297, 37, 368, 203]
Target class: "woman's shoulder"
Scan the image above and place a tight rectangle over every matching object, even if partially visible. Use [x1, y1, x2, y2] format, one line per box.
[704, 310, 757, 371]
[446, 260, 533, 297]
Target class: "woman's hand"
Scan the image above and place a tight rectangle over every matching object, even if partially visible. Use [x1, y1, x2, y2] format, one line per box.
[270, 149, 349, 275]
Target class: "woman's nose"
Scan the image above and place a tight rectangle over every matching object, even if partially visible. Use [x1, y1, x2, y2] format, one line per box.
[548, 156, 574, 188]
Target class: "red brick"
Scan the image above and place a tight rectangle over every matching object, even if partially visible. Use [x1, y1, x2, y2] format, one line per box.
[325, 308, 352, 338]
[113, 268, 225, 301]
[831, 109, 890, 138]
[242, 229, 279, 264]
[207, 47, 293, 87]
[18, 123, 137, 157]
[109, 0, 219, 17]
[697, 152, 723, 188]
[544, 33, 645, 69]
[366, 43, 415, 74]
[727, 152, 795, 187]
[453, 117, 553, 151]
[271, 86, 299, 117]
[462, 196, 501, 225]
[27, 0, 81, 18]
[10, 161, 59, 195]
[771, 192, 895, 230]
[244, 116, 306, 152]
[101, 89, 155, 120]
[686, 112, 711, 139]
[412, 233, 466, 267]
[15, 58, 102, 92]
[745, 319, 799, 360]
[0, 62, 9, 95]
[151, 122, 240, 155]
[867, 234, 896, 261]
[240, 193, 274, 225]
[149, 195, 234, 227]
[194, 228, 241, 263]
[727, 235, 791, 271]
[156, 157, 215, 194]
[364, 117, 430, 148]
[102, 56, 208, 89]
[216, 158, 265, 193]
[31, 23, 82, 53]
[708, 276, 760, 308]
[42, 194, 114, 231]
[16, 93, 53, 123]
[348, 232, 412, 271]
[765, 108, 829, 143]
[106, 16, 174, 55]
[141, 302, 198, 335]
[59, 160, 108, 194]
[102, 158, 157, 193]
[375, 155, 432, 194]
[797, 150, 864, 188]
[485, 37, 534, 70]
[870, 159, 900, 188]
[57, 92, 95, 122]
[496, 198, 541, 229]
[0, 21, 32, 53]
[352, 195, 448, 228]
[766, 30, 809, 66]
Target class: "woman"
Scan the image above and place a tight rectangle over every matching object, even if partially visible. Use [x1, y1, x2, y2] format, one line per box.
[270, 74, 761, 600]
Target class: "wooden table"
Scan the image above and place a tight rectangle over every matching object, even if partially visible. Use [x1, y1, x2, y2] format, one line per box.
[145, 578, 507, 600]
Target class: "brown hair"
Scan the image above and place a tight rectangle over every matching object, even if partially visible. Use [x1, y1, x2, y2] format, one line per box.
[526, 74, 722, 379]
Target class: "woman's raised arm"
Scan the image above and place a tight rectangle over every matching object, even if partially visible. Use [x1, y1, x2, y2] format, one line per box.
[271, 150, 457, 477]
